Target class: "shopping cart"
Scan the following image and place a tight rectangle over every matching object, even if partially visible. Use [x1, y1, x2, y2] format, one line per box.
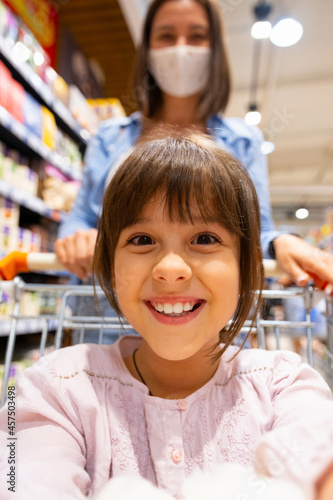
[0, 251, 333, 407]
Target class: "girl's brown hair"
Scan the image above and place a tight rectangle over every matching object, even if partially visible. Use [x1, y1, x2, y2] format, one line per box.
[133, 0, 231, 120]
[93, 133, 264, 358]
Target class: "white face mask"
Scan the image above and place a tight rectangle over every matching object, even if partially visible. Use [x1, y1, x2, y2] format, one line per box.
[148, 45, 211, 98]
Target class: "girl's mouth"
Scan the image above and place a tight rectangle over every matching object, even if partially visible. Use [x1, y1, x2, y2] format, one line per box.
[147, 300, 205, 317]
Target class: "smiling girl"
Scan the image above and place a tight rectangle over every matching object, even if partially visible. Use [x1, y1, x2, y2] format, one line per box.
[1, 134, 333, 500]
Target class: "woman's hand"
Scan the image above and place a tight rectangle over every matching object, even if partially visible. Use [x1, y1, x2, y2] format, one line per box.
[272, 234, 333, 289]
[55, 228, 98, 281]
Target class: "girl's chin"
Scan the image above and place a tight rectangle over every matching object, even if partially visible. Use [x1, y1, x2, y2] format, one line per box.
[147, 340, 218, 362]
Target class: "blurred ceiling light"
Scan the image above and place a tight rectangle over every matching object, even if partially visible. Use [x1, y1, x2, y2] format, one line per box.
[245, 104, 262, 125]
[251, 2, 303, 47]
[251, 20, 272, 39]
[270, 18, 303, 47]
[252, 1, 272, 39]
[295, 208, 309, 220]
[261, 140, 275, 155]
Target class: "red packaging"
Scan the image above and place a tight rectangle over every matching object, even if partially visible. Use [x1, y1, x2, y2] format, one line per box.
[0, 61, 12, 111]
[8, 79, 25, 123]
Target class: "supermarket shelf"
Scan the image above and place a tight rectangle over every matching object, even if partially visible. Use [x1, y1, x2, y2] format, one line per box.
[0, 106, 82, 181]
[0, 318, 57, 337]
[0, 35, 89, 146]
[0, 179, 63, 222]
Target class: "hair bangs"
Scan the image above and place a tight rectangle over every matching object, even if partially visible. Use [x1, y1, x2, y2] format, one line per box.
[108, 136, 246, 239]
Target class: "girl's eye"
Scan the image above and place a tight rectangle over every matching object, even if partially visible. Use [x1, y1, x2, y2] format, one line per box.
[191, 234, 220, 246]
[129, 235, 155, 246]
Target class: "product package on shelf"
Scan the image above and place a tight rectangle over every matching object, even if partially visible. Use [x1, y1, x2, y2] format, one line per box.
[68, 85, 99, 134]
[88, 98, 126, 122]
[0, 224, 42, 255]
[0, 1, 50, 80]
[0, 197, 19, 227]
[22, 92, 42, 138]
[45, 69, 69, 107]
[41, 106, 57, 150]
[41, 164, 80, 212]
[0, 142, 39, 195]
[0, 60, 25, 123]
[54, 130, 83, 170]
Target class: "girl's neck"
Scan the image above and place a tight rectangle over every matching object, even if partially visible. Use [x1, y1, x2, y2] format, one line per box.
[125, 340, 220, 399]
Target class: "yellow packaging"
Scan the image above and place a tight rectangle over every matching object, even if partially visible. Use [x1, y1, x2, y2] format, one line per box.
[41, 106, 57, 150]
[52, 75, 69, 106]
[88, 98, 126, 121]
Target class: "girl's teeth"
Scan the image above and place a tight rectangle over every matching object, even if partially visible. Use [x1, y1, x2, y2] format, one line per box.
[153, 301, 197, 314]
[164, 303, 173, 314]
[173, 302, 184, 314]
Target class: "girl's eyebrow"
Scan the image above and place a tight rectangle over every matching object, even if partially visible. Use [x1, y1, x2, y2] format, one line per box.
[129, 215, 223, 226]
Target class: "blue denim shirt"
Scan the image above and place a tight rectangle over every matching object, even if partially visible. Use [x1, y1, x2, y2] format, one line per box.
[58, 111, 281, 258]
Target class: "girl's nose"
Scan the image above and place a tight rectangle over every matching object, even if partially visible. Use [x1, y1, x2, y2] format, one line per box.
[152, 253, 192, 283]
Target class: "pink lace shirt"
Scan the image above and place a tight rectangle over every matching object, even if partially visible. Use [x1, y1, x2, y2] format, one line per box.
[1, 335, 333, 499]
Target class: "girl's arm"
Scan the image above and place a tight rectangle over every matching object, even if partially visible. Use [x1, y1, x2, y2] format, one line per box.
[254, 351, 333, 497]
[0, 355, 91, 499]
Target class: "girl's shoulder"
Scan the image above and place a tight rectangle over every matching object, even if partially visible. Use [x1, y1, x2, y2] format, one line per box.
[219, 346, 306, 387]
[29, 343, 125, 382]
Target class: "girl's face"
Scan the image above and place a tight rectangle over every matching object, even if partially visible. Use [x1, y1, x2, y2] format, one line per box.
[114, 193, 240, 361]
[149, 0, 210, 49]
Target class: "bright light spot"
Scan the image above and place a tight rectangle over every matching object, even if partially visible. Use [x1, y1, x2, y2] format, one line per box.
[11, 42, 30, 63]
[45, 66, 58, 82]
[34, 51, 45, 66]
[295, 208, 309, 220]
[80, 129, 91, 141]
[245, 110, 262, 126]
[251, 21, 272, 39]
[270, 18, 303, 47]
[261, 141, 275, 155]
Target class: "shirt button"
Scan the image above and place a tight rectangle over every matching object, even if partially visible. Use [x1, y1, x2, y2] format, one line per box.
[177, 399, 188, 410]
[171, 449, 182, 463]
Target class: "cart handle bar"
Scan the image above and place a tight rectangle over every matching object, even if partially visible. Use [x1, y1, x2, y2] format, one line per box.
[0, 251, 282, 281]
[0, 251, 66, 280]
